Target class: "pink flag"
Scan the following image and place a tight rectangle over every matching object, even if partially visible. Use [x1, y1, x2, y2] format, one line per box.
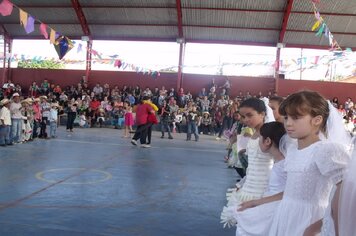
[25, 16, 35, 34]
[40, 23, 48, 39]
[0, 0, 13, 16]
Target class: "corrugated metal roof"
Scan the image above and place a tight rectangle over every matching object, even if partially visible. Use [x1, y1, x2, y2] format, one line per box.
[4, 23, 83, 37]
[181, 0, 287, 11]
[10, 0, 70, 7]
[288, 14, 356, 33]
[0, 0, 354, 49]
[3, 7, 78, 24]
[184, 27, 279, 43]
[292, 0, 356, 14]
[90, 25, 177, 39]
[284, 31, 330, 46]
[80, 0, 176, 8]
[183, 9, 282, 28]
[84, 8, 177, 25]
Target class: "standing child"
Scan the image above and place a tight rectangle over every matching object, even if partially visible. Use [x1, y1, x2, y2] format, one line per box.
[49, 103, 59, 138]
[267, 90, 351, 236]
[0, 99, 12, 146]
[124, 103, 134, 138]
[186, 105, 200, 142]
[235, 121, 287, 236]
[21, 98, 34, 142]
[220, 98, 274, 228]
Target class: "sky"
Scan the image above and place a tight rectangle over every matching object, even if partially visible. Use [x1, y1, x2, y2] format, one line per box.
[6, 39, 356, 81]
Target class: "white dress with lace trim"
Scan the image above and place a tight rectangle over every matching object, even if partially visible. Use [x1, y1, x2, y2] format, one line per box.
[268, 141, 349, 236]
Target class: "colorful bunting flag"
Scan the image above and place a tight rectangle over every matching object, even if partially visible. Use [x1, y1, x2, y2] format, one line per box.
[311, 1, 342, 51]
[50, 29, 56, 44]
[315, 23, 325, 37]
[53, 36, 74, 60]
[40, 23, 48, 39]
[19, 9, 28, 27]
[0, 0, 13, 16]
[24, 15, 35, 34]
[311, 20, 321, 31]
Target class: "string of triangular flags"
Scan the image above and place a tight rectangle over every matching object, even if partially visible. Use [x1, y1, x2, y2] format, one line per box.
[310, 0, 342, 51]
[0, 0, 161, 77]
[76, 43, 161, 77]
[0, 0, 74, 59]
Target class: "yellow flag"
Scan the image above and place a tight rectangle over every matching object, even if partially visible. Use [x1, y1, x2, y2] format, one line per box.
[311, 21, 321, 31]
[19, 9, 28, 26]
[50, 29, 56, 44]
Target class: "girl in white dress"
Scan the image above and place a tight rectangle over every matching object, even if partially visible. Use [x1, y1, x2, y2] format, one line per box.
[318, 137, 355, 236]
[221, 98, 274, 228]
[235, 121, 287, 236]
[266, 90, 351, 236]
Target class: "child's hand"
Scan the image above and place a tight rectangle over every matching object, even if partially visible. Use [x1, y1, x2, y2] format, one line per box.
[237, 199, 258, 211]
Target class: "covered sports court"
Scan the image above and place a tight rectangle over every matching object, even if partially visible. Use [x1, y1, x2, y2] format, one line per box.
[0, 0, 355, 235]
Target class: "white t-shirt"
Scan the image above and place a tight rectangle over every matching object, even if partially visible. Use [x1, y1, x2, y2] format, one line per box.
[10, 102, 22, 119]
[0, 107, 11, 125]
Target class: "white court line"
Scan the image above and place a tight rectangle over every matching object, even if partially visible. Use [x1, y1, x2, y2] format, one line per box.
[52, 139, 225, 153]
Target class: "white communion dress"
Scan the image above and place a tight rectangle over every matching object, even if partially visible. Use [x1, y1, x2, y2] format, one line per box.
[221, 138, 274, 228]
[268, 141, 350, 236]
[235, 160, 287, 236]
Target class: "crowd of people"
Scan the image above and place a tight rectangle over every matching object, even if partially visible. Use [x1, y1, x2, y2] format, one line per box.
[0, 77, 355, 147]
[1, 78, 356, 235]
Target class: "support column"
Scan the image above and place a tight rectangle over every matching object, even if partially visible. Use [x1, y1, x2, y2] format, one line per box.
[176, 42, 185, 90]
[85, 40, 92, 84]
[1, 34, 11, 85]
[274, 47, 281, 94]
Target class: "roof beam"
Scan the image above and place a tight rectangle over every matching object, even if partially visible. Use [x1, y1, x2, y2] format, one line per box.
[15, 4, 356, 17]
[70, 0, 90, 36]
[176, 0, 183, 38]
[4, 22, 355, 35]
[278, 0, 294, 43]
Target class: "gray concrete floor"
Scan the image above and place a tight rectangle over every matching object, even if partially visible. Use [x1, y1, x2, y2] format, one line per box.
[0, 127, 236, 236]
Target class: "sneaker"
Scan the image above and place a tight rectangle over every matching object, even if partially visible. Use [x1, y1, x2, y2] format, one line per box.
[215, 137, 221, 140]
[141, 144, 151, 148]
[160, 136, 164, 139]
[131, 139, 137, 146]
[168, 136, 173, 139]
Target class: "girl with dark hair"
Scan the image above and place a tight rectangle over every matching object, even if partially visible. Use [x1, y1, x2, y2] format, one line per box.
[235, 121, 286, 235]
[221, 98, 274, 228]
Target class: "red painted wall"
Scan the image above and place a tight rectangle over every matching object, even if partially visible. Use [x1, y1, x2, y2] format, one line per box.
[182, 74, 275, 96]
[277, 79, 356, 102]
[7, 68, 356, 103]
[9, 68, 275, 97]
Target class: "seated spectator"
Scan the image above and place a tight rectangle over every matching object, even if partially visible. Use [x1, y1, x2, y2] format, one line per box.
[28, 81, 39, 98]
[40, 79, 50, 95]
[200, 112, 212, 135]
[79, 111, 89, 128]
[142, 87, 152, 97]
[93, 83, 103, 97]
[198, 88, 207, 99]
[168, 88, 177, 100]
[200, 96, 210, 112]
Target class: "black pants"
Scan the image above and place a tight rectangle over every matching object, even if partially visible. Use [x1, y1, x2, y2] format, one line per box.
[33, 120, 40, 138]
[39, 117, 48, 138]
[132, 124, 148, 144]
[66, 112, 76, 130]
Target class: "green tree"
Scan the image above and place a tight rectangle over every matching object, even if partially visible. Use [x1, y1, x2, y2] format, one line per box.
[18, 59, 65, 69]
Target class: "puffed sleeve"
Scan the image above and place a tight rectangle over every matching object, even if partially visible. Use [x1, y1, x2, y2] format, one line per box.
[315, 142, 351, 184]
